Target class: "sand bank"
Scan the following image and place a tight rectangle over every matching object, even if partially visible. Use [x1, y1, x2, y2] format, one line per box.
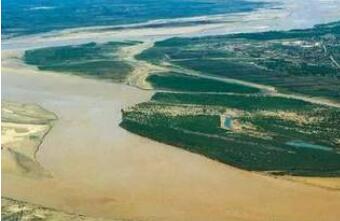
[1, 101, 57, 177]
[2, 198, 115, 221]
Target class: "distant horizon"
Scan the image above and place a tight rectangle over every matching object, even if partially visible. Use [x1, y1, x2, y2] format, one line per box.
[2, 0, 269, 38]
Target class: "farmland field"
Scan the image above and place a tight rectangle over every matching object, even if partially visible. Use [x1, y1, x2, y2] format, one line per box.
[138, 21, 340, 101]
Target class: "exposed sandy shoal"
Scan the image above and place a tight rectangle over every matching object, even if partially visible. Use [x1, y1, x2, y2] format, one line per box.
[2, 198, 116, 221]
[1, 101, 57, 177]
[2, 47, 340, 221]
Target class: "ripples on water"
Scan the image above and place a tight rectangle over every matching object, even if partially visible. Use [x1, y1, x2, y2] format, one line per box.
[2, 0, 268, 38]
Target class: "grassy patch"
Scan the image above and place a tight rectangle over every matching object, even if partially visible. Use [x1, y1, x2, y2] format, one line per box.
[152, 92, 313, 111]
[24, 41, 139, 82]
[146, 72, 260, 93]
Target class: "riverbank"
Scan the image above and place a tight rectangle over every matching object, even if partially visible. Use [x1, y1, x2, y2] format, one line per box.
[2, 0, 340, 220]
[2, 42, 340, 221]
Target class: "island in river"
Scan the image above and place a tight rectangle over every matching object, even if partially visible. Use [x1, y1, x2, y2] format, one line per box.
[2, 0, 340, 221]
